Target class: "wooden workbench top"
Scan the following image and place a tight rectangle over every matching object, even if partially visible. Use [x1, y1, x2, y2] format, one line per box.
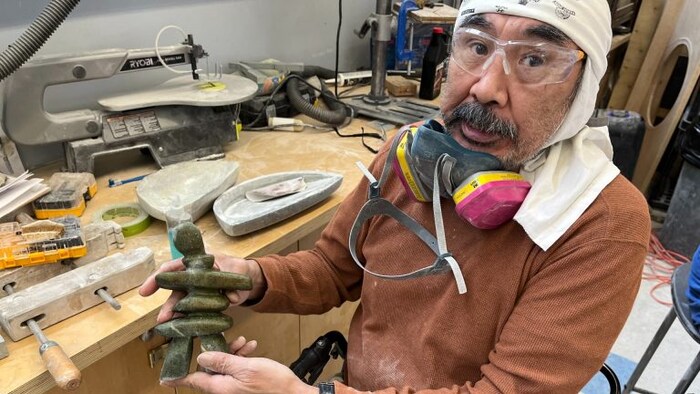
[0, 118, 390, 394]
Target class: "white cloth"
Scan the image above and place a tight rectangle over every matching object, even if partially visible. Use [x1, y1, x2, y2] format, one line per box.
[455, 0, 620, 251]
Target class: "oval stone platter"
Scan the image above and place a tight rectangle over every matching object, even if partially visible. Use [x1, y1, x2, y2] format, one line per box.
[213, 171, 343, 236]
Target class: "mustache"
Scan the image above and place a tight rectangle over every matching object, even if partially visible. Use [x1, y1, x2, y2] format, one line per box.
[444, 102, 518, 141]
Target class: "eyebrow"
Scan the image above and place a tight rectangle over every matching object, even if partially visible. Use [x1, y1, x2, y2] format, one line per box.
[460, 15, 494, 34]
[524, 24, 573, 46]
[460, 14, 574, 46]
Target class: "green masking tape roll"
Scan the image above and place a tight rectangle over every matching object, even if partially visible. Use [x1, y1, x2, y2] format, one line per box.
[94, 203, 151, 237]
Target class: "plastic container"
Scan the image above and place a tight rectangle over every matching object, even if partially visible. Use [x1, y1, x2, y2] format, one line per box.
[418, 27, 449, 100]
[165, 207, 192, 259]
[32, 172, 97, 219]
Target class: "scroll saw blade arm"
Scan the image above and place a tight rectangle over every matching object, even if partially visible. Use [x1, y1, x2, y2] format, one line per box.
[1, 38, 206, 146]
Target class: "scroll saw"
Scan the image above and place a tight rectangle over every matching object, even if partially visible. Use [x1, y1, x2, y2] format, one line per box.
[2, 36, 258, 173]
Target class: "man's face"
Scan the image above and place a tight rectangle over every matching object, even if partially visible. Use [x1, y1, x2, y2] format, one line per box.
[440, 13, 584, 170]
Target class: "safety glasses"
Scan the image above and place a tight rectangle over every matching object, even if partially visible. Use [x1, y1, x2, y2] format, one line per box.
[451, 28, 586, 85]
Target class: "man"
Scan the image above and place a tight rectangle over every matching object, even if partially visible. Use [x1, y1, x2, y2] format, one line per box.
[140, 0, 651, 392]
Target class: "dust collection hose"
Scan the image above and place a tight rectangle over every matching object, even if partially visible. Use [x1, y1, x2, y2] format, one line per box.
[0, 0, 81, 82]
[286, 66, 349, 126]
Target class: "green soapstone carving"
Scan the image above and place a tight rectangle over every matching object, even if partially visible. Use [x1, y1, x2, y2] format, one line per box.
[154, 222, 253, 381]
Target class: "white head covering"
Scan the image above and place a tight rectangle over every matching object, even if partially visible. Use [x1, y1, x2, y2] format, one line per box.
[454, 0, 620, 251]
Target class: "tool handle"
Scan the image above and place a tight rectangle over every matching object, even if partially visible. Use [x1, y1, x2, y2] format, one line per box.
[39, 341, 81, 391]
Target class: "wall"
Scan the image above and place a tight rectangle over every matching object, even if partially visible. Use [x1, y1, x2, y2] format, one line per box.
[0, 0, 374, 170]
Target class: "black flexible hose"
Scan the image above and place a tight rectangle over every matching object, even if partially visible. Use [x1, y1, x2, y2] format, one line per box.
[286, 66, 349, 126]
[0, 0, 81, 82]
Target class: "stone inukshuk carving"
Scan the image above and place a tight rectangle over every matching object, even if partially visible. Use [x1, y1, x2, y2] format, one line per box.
[154, 222, 252, 381]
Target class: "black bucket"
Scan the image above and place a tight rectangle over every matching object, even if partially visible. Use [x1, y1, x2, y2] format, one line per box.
[660, 103, 700, 258]
[595, 109, 646, 180]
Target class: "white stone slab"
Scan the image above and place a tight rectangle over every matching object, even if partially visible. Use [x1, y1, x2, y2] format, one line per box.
[137, 160, 239, 221]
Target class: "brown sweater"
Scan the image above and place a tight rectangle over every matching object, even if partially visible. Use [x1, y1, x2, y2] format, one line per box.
[252, 144, 651, 393]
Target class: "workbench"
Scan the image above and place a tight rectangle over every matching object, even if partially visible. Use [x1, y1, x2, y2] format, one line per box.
[0, 117, 388, 394]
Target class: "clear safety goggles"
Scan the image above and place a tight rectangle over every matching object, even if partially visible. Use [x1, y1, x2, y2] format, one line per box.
[451, 28, 586, 85]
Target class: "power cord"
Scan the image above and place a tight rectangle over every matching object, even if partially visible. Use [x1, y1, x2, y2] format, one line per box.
[335, 0, 343, 98]
[332, 127, 383, 154]
[242, 75, 295, 129]
[644, 232, 690, 305]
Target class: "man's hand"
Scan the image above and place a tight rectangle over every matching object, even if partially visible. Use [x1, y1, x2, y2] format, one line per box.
[161, 350, 318, 394]
[228, 335, 258, 357]
[138, 253, 267, 323]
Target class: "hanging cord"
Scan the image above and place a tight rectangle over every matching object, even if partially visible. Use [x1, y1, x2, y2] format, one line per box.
[335, 0, 343, 98]
[643, 232, 690, 306]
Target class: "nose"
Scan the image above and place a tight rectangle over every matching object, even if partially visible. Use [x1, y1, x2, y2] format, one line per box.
[469, 50, 509, 107]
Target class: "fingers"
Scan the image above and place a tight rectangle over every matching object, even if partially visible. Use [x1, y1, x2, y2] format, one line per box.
[211, 253, 249, 274]
[156, 290, 186, 323]
[161, 371, 232, 394]
[229, 336, 257, 356]
[197, 351, 241, 376]
[211, 254, 257, 305]
[138, 258, 185, 297]
[225, 289, 251, 305]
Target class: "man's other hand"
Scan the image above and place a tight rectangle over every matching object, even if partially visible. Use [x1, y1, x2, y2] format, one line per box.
[138, 253, 267, 324]
[160, 351, 317, 394]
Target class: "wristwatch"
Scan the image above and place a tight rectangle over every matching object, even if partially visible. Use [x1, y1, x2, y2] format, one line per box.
[318, 382, 335, 394]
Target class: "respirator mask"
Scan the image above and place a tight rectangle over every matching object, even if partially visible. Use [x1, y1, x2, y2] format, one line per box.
[349, 120, 530, 294]
[393, 119, 531, 229]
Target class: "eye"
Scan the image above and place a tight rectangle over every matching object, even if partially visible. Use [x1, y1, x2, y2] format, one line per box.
[521, 52, 546, 67]
[472, 42, 489, 56]
[467, 41, 490, 57]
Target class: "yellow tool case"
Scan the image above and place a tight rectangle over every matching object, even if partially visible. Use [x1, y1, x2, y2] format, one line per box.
[32, 172, 97, 219]
[0, 215, 87, 270]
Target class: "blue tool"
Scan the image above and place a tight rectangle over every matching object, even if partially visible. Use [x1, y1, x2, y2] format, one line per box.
[395, 0, 420, 65]
[108, 174, 148, 188]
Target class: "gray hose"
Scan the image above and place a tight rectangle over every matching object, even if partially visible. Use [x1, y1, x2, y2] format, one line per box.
[286, 78, 348, 126]
[0, 0, 81, 82]
[286, 66, 349, 126]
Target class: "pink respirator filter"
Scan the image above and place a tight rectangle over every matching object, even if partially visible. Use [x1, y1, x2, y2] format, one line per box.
[454, 175, 531, 229]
